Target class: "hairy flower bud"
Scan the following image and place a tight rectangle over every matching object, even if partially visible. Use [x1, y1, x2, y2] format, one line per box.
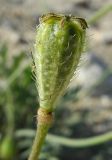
[33, 13, 88, 112]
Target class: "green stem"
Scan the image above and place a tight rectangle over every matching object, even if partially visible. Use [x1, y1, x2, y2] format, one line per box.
[7, 61, 30, 88]
[16, 129, 112, 148]
[5, 89, 15, 135]
[28, 109, 53, 160]
[47, 132, 112, 148]
[88, 4, 112, 25]
[28, 124, 51, 160]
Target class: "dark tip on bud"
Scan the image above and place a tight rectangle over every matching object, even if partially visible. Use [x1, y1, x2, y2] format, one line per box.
[74, 17, 88, 29]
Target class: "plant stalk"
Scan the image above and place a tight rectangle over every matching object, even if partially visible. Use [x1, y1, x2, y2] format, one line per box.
[88, 4, 112, 25]
[47, 131, 112, 148]
[28, 108, 53, 160]
[5, 88, 15, 135]
[16, 129, 112, 148]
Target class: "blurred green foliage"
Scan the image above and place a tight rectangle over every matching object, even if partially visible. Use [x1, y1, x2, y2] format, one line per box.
[0, 44, 37, 159]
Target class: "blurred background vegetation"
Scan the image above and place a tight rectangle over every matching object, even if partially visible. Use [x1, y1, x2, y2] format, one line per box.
[0, 0, 112, 160]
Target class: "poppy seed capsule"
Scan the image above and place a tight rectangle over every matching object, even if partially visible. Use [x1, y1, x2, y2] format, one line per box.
[34, 13, 87, 112]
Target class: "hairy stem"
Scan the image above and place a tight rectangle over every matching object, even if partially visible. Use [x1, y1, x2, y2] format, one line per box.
[28, 108, 53, 160]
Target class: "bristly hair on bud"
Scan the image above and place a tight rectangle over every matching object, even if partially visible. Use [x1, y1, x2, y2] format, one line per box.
[33, 13, 88, 112]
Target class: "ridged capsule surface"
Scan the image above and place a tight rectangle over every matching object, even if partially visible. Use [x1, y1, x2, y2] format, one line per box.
[34, 13, 87, 111]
